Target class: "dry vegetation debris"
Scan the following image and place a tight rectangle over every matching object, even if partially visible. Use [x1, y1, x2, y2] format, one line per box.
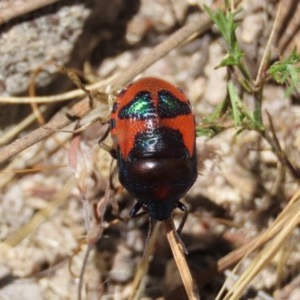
[0, 0, 300, 299]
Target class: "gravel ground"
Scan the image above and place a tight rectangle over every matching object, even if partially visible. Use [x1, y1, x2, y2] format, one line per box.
[1, 0, 300, 299]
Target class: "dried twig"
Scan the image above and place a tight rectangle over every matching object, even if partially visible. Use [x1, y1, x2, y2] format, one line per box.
[0, 105, 49, 146]
[129, 222, 161, 300]
[194, 188, 300, 290]
[222, 189, 300, 300]
[255, 1, 283, 85]
[0, 0, 60, 25]
[0, 74, 116, 104]
[165, 218, 200, 300]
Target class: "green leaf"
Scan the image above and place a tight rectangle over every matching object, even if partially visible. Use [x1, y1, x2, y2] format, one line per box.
[269, 48, 300, 97]
[204, 6, 243, 67]
[196, 126, 224, 138]
[202, 101, 226, 123]
[227, 81, 242, 127]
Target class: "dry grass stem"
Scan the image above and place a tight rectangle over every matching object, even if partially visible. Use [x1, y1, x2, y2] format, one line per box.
[129, 222, 160, 300]
[220, 188, 300, 300]
[0, 73, 118, 104]
[164, 218, 200, 300]
[0, 105, 48, 145]
[0, 0, 60, 25]
[255, 1, 283, 85]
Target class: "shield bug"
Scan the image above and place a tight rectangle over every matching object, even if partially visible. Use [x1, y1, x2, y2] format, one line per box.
[110, 77, 197, 224]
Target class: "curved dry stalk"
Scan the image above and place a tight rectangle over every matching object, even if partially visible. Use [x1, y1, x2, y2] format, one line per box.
[0, 74, 118, 104]
[29, 66, 47, 125]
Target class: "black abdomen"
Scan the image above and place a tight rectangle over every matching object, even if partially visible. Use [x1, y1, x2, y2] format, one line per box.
[119, 154, 197, 220]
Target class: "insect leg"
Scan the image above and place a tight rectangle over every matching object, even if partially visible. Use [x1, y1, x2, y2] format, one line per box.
[129, 202, 147, 218]
[177, 201, 188, 234]
[98, 123, 110, 144]
[143, 217, 156, 260]
[98, 123, 117, 158]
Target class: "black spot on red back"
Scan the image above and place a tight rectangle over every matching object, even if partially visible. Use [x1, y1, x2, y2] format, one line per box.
[128, 127, 189, 160]
[158, 90, 191, 118]
[118, 91, 156, 120]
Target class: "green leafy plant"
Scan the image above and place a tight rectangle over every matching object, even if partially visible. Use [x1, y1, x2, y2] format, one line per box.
[269, 48, 300, 97]
[205, 7, 243, 68]
[199, 6, 300, 138]
[201, 4, 300, 300]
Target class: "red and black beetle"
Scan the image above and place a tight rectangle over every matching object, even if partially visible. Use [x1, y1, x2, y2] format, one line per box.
[110, 77, 197, 222]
